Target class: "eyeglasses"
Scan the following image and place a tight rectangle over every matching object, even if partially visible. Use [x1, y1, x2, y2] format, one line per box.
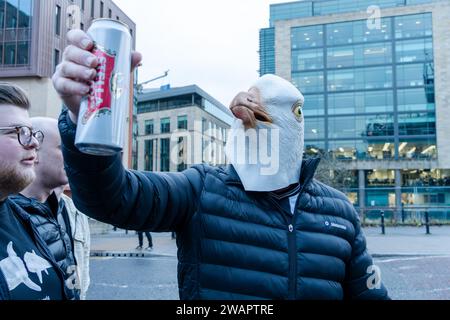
[0, 126, 45, 147]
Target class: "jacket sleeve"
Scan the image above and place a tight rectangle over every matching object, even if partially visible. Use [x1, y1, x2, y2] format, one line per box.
[344, 211, 390, 300]
[58, 108, 204, 232]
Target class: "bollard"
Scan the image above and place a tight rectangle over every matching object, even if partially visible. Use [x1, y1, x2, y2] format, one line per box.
[381, 210, 385, 235]
[425, 211, 431, 235]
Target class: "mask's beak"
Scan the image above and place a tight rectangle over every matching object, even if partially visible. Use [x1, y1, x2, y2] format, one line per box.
[230, 105, 272, 130]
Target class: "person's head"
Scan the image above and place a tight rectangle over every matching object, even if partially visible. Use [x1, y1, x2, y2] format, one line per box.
[0, 83, 41, 200]
[31, 117, 68, 191]
[226, 75, 305, 192]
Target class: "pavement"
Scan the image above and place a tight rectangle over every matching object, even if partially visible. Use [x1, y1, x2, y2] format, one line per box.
[90, 226, 450, 258]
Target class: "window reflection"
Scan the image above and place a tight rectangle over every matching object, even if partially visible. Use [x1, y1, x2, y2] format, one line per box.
[303, 94, 325, 116]
[395, 13, 432, 39]
[397, 63, 433, 87]
[328, 140, 395, 161]
[327, 42, 392, 69]
[328, 90, 393, 115]
[398, 140, 437, 160]
[304, 117, 325, 139]
[326, 19, 390, 46]
[402, 169, 450, 187]
[398, 113, 436, 136]
[291, 25, 324, 49]
[304, 141, 325, 157]
[292, 48, 323, 71]
[329, 114, 394, 139]
[396, 38, 433, 63]
[328, 66, 393, 91]
[292, 71, 324, 93]
[397, 88, 435, 112]
[366, 170, 395, 187]
[0, 0, 32, 66]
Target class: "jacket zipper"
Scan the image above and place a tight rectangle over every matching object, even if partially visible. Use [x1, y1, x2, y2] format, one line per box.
[227, 178, 313, 300]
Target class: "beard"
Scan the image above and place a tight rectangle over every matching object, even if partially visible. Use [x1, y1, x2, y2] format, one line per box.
[0, 163, 35, 198]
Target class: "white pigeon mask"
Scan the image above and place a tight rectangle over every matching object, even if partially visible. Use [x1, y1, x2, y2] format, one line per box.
[225, 74, 305, 192]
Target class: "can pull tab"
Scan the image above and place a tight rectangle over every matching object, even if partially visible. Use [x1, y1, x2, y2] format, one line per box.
[288, 224, 294, 233]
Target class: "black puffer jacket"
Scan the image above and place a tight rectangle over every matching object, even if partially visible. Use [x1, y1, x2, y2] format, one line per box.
[59, 109, 389, 300]
[12, 193, 79, 300]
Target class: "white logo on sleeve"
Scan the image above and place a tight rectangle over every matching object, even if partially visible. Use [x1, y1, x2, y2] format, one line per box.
[0, 242, 51, 292]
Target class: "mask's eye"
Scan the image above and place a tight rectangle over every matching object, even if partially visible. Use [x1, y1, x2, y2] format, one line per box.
[292, 100, 303, 122]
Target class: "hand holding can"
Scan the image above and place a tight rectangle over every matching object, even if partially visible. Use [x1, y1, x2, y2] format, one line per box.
[75, 19, 132, 156]
[52, 28, 142, 153]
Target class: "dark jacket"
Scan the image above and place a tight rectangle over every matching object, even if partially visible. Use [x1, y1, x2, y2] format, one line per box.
[12, 193, 79, 300]
[0, 198, 68, 300]
[59, 109, 389, 300]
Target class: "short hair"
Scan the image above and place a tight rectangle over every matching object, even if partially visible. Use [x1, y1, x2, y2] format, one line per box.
[0, 82, 30, 110]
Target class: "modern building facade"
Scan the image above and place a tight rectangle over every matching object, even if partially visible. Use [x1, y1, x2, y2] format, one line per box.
[0, 0, 136, 166]
[136, 85, 233, 173]
[260, 0, 450, 216]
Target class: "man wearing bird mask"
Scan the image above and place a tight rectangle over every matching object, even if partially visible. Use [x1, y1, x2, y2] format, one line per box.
[53, 30, 389, 300]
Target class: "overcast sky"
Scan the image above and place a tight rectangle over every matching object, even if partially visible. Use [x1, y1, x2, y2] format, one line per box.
[114, 0, 288, 107]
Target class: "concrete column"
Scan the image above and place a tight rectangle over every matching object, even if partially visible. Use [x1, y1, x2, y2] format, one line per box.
[395, 169, 403, 223]
[358, 170, 366, 217]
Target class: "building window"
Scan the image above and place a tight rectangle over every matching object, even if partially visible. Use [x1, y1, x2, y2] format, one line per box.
[327, 42, 392, 69]
[396, 38, 433, 63]
[91, 0, 95, 18]
[160, 138, 170, 172]
[397, 88, 435, 113]
[292, 71, 324, 93]
[144, 140, 154, 171]
[116, 16, 119, 21]
[326, 19, 391, 46]
[328, 140, 395, 161]
[178, 115, 188, 130]
[80, 22, 84, 31]
[4, 42, 16, 65]
[5, 0, 18, 28]
[398, 112, 436, 136]
[396, 63, 431, 88]
[327, 66, 393, 92]
[399, 139, 437, 160]
[100, 1, 104, 17]
[394, 13, 432, 39]
[328, 90, 394, 115]
[55, 5, 61, 36]
[18, 0, 32, 28]
[291, 25, 324, 49]
[329, 114, 394, 139]
[54, 49, 60, 72]
[292, 48, 324, 71]
[108, 9, 112, 18]
[144, 119, 154, 135]
[160, 118, 170, 133]
[81, 0, 85, 11]
[17, 41, 28, 65]
[304, 117, 325, 140]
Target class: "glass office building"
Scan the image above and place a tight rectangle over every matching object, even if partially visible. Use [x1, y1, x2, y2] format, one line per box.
[260, 0, 450, 216]
[0, 0, 33, 67]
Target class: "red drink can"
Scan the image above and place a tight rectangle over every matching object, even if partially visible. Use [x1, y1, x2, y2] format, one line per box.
[75, 18, 132, 156]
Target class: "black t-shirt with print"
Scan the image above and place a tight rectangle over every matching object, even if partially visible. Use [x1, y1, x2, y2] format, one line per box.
[0, 199, 64, 300]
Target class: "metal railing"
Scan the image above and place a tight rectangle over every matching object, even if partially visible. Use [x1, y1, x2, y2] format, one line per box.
[358, 206, 450, 234]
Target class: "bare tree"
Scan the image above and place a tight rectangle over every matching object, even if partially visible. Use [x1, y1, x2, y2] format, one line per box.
[309, 152, 356, 192]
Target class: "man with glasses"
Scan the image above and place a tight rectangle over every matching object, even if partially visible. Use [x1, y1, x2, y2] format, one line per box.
[0, 83, 67, 300]
[13, 118, 87, 300]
